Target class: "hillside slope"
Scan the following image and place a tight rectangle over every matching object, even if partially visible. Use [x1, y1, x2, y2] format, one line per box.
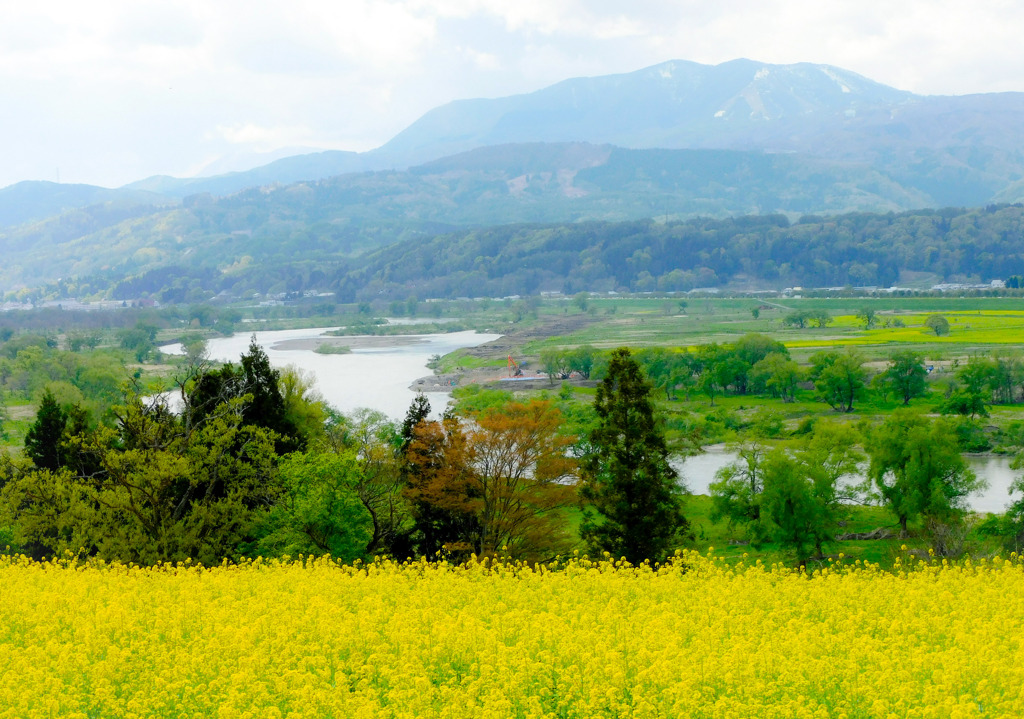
[0, 144, 934, 290]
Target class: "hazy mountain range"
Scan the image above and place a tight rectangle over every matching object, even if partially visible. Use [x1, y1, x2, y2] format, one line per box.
[3, 58, 1024, 294]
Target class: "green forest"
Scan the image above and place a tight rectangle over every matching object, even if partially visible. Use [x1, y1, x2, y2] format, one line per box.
[345, 204, 1024, 301]
[7, 203, 1024, 305]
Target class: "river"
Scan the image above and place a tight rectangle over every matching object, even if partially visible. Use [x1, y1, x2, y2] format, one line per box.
[160, 326, 501, 419]
[675, 446, 1019, 514]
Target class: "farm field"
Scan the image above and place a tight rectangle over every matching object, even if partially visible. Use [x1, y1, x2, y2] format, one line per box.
[2, 553, 1021, 718]
[520, 299, 1024, 358]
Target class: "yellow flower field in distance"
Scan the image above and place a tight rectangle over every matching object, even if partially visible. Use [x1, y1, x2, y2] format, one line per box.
[1, 552, 1022, 719]
[784, 311, 1024, 349]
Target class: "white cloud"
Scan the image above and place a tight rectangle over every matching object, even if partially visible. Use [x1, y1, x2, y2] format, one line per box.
[214, 123, 314, 149]
[461, 48, 501, 71]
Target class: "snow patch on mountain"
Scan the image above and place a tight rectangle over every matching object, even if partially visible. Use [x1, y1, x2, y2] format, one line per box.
[820, 67, 852, 94]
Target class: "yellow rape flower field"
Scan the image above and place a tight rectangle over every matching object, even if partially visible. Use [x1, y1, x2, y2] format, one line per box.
[2, 552, 1022, 719]
[785, 311, 1024, 349]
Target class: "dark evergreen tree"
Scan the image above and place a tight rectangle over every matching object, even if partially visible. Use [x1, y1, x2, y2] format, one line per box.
[24, 390, 69, 471]
[238, 337, 300, 451]
[399, 393, 431, 460]
[184, 364, 243, 430]
[185, 337, 301, 453]
[388, 394, 434, 558]
[580, 348, 689, 564]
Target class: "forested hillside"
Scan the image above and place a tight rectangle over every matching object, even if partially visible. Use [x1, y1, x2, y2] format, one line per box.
[31, 203, 1021, 302]
[0, 181, 171, 228]
[341, 204, 1024, 300]
[1, 144, 935, 292]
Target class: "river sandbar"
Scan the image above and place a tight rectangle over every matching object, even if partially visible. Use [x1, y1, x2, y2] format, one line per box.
[272, 335, 428, 351]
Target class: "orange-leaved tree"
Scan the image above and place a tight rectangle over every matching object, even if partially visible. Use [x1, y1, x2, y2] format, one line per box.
[403, 414, 480, 559]
[468, 399, 578, 560]
[404, 399, 578, 561]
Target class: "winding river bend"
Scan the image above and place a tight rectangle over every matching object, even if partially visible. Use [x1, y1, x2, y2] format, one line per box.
[161, 326, 500, 419]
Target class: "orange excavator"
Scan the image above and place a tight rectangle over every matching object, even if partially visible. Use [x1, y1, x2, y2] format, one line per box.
[507, 354, 523, 377]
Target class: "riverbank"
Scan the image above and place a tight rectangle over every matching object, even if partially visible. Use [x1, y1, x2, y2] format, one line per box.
[407, 313, 600, 390]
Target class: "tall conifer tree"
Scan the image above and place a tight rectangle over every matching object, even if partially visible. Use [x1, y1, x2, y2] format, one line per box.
[580, 348, 689, 563]
[24, 390, 69, 471]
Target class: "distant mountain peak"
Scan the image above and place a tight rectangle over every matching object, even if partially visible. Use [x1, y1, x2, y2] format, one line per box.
[375, 58, 916, 164]
[18, 57, 1019, 231]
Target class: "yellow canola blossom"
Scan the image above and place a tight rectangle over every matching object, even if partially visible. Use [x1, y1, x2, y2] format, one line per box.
[0, 552, 1022, 718]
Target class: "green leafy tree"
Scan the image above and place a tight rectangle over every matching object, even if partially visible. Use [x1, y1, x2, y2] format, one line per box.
[697, 369, 720, 406]
[188, 305, 218, 327]
[987, 353, 1021, 404]
[882, 350, 928, 405]
[782, 310, 813, 329]
[278, 366, 328, 445]
[709, 441, 770, 546]
[751, 353, 803, 402]
[941, 388, 990, 419]
[186, 337, 302, 452]
[784, 422, 863, 559]
[693, 343, 730, 404]
[712, 425, 862, 564]
[239, 337, 300, 450]
[252, 451, 372, 562]
[637, 348, 693, 401]
[565, 346, 597, 380]
[118, 326, 155, 362]
[865, 411, 984, 535]
[540, 349, 569, 384]
[579, 348, 689, 563]
[733, 333, 788, 367]
[941, 356, 991, 418]
[857, 308, 877, 329]
[758, 451, 821, 563]
[0, 391, 8, 441]
[924, 314, 950, 336]
[986, 452, 1024, 551]
[810, 310, 832, 328]
[758, 447, 853, 566]
[3, 393, 281, 565]
[811, 349, 867, 412]
[338, 408, 406, 556]
[181, 335, 209, 366]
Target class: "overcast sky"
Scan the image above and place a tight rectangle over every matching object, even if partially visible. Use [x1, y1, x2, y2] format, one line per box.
[3, 0, 1023, 189]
